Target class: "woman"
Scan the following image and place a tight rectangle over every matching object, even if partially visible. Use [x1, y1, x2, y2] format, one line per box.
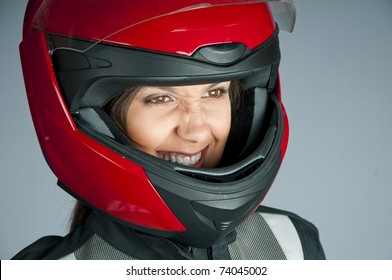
[14, 0, 325, 259]
[109, 82, 237, 169]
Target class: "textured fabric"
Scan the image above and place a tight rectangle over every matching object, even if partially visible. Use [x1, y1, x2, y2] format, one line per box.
[71, 210, 303, 260]
[228, 211, 287, 259]
[72, 210, 300, 260]
[12, 206, 325, 260]
[79, 107, 114, 138]
[75, 234, 137, 260]
[260, 212, 303, 259]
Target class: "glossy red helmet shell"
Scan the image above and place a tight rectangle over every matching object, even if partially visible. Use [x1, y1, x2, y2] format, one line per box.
[21, 0, 294, 247]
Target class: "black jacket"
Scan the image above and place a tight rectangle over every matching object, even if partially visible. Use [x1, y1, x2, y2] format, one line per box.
[12, 206, 325, 260]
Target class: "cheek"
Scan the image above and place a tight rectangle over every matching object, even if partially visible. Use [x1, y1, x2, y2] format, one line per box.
[125, 107, 169, 149]
[207, 99, 232, 141]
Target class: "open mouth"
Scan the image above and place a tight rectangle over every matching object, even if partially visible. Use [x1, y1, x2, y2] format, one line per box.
[158, 151, 202, 167]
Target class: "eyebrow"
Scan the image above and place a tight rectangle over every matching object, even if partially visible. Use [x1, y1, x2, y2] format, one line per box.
[147, 82, 226, 93]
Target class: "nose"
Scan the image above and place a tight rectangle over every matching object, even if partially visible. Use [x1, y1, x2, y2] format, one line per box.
[176, 109, 211, 143]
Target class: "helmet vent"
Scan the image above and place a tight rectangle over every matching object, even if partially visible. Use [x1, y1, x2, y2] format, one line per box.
[216, 221, 234, 231]
[193, 43, 250, 65]
[192, 193, 262, 232]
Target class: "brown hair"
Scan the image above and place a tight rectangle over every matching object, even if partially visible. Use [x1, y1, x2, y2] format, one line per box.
[69, 80, 242, 231]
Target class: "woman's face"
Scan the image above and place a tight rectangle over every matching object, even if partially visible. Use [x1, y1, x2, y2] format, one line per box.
[125, 82, 232, 168]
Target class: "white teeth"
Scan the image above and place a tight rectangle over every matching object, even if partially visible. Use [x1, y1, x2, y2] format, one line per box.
[180, 156, 189, 166]
[190, 155, 198, 165]
[161, 151, 202, 166]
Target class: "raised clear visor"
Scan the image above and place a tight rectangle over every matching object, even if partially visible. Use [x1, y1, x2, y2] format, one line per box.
[34, 0, 296, 53]
[268, 0, 296, 32]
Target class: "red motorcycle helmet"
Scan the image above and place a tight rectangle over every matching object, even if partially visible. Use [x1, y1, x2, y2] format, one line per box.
[20, 0, 295, 247]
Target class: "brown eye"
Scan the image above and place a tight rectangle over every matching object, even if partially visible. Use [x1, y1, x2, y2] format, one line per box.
[147, 95, 174, 104]
[203, 87, 228, 98]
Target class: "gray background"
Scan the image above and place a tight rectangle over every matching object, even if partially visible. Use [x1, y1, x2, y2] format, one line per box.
[1, 0, 391, 260]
